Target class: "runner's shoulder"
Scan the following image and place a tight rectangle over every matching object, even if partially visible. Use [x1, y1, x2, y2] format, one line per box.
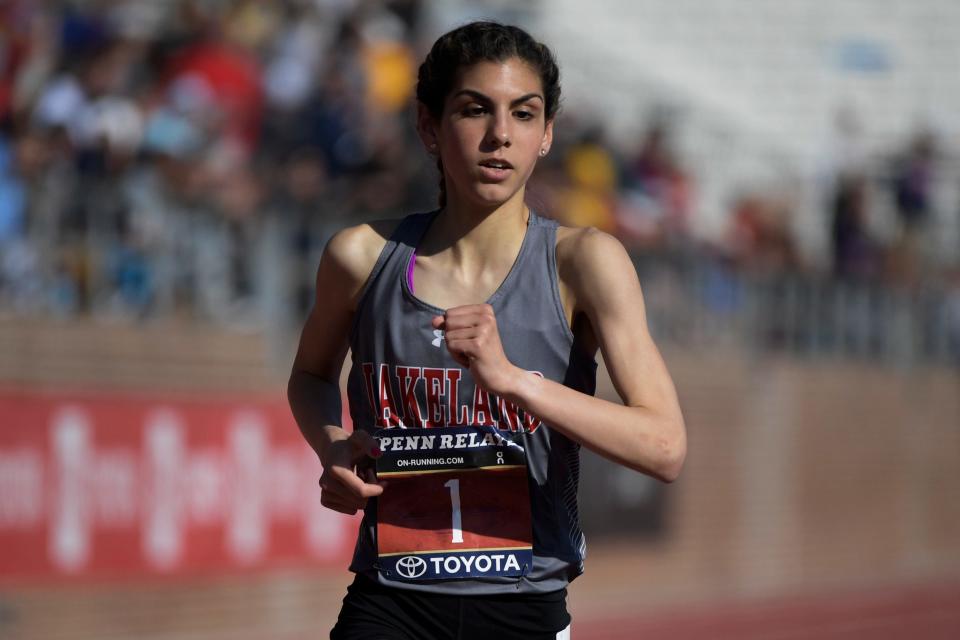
[554, 224, 630, 291]
[322, 217, 404, 292]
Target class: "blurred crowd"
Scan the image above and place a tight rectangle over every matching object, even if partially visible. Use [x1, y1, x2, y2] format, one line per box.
[1, 0, 958, 353]
[0, 0, 436, 325]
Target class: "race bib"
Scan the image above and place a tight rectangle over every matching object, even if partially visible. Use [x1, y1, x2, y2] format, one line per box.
[374, 426, 533, 581]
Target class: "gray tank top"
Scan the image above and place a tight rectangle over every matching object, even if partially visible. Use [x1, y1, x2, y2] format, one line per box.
[345, 209, 597, 595]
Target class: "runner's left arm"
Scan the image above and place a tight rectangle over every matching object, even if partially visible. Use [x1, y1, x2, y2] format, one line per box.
[438, 229, 686, 483]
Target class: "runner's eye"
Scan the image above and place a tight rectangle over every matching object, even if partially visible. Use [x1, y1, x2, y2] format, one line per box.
[462, 105, 487, 117]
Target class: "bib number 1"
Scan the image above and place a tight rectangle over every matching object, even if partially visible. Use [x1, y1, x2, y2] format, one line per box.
[444, 479, 464, 544]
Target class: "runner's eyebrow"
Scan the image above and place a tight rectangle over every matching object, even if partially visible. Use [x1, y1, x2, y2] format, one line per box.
[452, 89, 544, 107]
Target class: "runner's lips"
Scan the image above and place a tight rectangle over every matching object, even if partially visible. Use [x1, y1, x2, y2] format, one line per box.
[478, 158, 514, 169]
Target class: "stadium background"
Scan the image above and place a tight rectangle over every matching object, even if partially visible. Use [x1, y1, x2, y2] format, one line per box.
[1, 0, 959, 638]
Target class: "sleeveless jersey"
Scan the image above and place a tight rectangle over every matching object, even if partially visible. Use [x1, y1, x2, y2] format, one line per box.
[345, 209, 597, 595]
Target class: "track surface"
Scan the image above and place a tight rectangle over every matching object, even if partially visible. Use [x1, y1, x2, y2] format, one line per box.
[572, 580, 960, 639]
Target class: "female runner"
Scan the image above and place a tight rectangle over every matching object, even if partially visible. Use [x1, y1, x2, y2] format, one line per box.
[288, 20, 686, 640]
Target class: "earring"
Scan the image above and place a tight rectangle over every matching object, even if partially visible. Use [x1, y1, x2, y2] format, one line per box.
[539, 149, 547, 157]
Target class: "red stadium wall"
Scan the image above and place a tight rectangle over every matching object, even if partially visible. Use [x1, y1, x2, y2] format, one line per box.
[0, 388, 358, 584]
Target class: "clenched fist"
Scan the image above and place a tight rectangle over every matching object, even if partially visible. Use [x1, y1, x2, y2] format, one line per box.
[432, 304, 521, 397]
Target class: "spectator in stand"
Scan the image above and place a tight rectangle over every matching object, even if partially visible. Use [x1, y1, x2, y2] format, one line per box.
[890, 130, 938, 282]
[893, 131, 936, 232]
[727, 191, 799, 274]
[617, 120, 693, 249]
[0, 130, 38, 312]
[269, 147, 334, 317]
[553, 125, 618, 233]
[162, 2, 266, 158]
[831, 173, 877, 280]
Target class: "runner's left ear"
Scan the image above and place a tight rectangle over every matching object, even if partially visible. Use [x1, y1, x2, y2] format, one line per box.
[539, 118, 554, 157]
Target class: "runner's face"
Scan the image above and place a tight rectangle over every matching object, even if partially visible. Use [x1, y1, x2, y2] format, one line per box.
[427, 57, 553, 208]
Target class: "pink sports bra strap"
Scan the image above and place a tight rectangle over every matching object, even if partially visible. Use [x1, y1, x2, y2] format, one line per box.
[407, 249, 417, 294]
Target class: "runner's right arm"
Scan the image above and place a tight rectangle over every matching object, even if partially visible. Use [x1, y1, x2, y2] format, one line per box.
[287, 220, 398, 514]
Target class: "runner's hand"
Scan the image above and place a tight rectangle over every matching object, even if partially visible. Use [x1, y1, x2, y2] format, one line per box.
[318, 429, 385, 515]
[433, 304, 519, 396]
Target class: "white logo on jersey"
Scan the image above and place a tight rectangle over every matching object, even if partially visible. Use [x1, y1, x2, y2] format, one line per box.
[431, 329, 444, 348]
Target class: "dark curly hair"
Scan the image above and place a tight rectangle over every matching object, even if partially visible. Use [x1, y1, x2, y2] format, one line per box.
[416, 21, 562, 207]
